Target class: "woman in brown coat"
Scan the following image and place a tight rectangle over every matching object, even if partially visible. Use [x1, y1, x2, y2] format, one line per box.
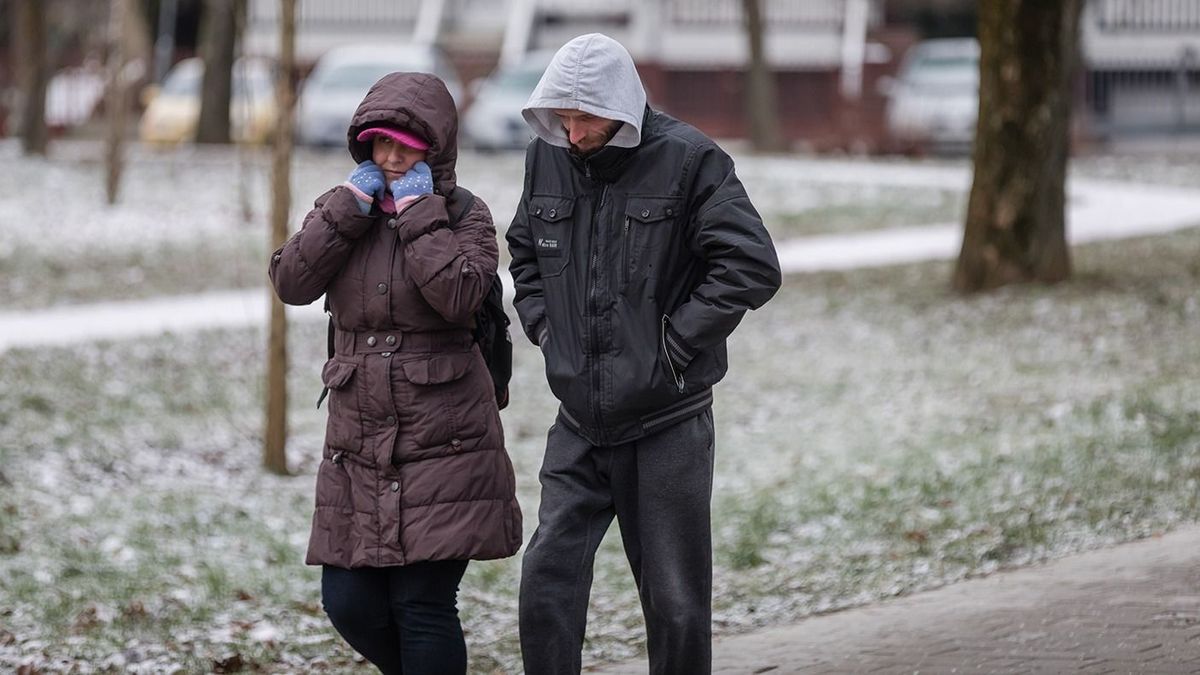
[269, 72, 521, 674]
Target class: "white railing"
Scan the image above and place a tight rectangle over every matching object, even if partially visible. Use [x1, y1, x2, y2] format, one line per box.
[665, 0, 881, 29]
[1093, 0, 1200, 32]
[247, 0, 420, 28]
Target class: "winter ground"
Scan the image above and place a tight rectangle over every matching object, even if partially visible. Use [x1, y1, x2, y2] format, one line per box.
[1, 141, 1199, 672]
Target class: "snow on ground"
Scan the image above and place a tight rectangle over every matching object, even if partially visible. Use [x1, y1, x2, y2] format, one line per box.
[2, 142, 1199, 671]
[3, 228, 1199, 672]
[773, 175, 1200, 272]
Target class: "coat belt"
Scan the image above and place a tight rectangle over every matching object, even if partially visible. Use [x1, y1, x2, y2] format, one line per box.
[333, 328, 474, 355]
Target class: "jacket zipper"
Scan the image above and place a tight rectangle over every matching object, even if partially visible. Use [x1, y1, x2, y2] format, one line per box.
[661, 315, 685, 393]
[621, 216, 631, 287]
[586, 173, 610, 443]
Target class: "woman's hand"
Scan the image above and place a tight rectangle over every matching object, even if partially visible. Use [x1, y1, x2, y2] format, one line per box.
[344, 161, 386, 214]
[389, 161, 434, 209]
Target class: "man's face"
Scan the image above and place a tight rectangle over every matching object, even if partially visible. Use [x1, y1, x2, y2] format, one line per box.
[371, 135, 427, 183]
[553, 109, 622, 157]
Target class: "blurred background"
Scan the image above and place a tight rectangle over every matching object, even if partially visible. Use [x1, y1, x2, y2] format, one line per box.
[2, 0, 1197, 155]
[2, 1, 1199, 673]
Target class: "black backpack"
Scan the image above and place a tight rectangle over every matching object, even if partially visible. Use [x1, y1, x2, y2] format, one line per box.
[320, 186, 513, 409]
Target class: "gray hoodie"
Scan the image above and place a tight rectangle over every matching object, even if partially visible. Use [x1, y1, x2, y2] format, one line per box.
[522, 33, 647, 149]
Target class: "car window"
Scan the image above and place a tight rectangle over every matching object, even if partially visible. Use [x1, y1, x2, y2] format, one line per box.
[494, 67, 544, 92]
[162, 66, 202, 96]
[317, 64, 410, 91]
[903, 54, 978, 87]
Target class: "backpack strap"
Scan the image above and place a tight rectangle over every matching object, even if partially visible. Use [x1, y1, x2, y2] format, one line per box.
[445, 185, 476, 225]
[318, 187, 476, 409]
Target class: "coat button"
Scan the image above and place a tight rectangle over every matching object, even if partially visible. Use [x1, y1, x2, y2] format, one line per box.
[387, 218, 397, 229]
[391, 481, 399, 492]
[272, 253, 281, 262]
[385, 335, 396, 346]
[666, 207, 674, 216]
[534, 207, 542, 216]
[366, 336, 377, 347]
[381, 352, 391, 358]
[548, 208, 557, 218]
[386, 415, 396, 425]
[641, 209, 651, 218]
[377, 282, 388, 294]
[451, 438, 462, 449]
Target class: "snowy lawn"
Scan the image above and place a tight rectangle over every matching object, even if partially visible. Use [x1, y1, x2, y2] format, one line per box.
[0, 142, 980, 310]
[758, 185, 966, 239]
[2, 223, 1199, 672]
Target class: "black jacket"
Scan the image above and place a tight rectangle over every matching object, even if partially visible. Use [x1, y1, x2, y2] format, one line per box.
[507, 107, 782, 445]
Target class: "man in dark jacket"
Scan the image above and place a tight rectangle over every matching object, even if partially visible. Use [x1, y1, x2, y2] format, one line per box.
[507, 33, 782, 674]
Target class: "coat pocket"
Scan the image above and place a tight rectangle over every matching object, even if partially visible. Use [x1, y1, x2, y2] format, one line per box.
[400, 353, 473, 385]
[622, 196, 682, 287]
[395, 351, 483, 458]
[321, 358, 363, 453]
[314, 457, 354, 515]
[528, 195, 575, 277]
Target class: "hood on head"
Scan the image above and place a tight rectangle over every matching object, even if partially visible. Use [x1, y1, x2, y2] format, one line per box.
[522, 33, 647, 150]
[348, 72, 458, 195]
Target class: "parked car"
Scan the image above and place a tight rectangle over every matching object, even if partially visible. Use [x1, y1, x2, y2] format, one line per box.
[881, 38, 980, 152]
[461, 50, 555, 151]
[138, 57, 276, 145]
[46, 64, 106, 131]
[296, 44, 463, 147]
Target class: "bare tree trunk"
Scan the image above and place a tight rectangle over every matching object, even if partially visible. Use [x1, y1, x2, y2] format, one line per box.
[105, 0, 129, 205]
[195, 0, 239, 144]
[264, 0, 296, 476]
[14, 0, 49, 155]
[741, 0, 783, 152]
[953, 0, 1083, 292]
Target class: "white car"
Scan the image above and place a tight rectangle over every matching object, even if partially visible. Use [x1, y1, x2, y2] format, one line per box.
[296, 44, 463, 147]
[882, 38, 980, 151]
[461, 50, 556, 151]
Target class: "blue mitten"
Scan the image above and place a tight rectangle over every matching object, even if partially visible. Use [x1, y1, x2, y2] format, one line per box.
[344, 161, 386, 214]
[389, 161, 434, 203]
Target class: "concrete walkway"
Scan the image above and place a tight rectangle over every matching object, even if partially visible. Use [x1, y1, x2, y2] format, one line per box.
[594, 525, 1200, 673]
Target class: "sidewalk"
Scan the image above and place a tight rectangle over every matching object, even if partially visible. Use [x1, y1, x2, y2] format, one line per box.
[593, 525, 1200, 673]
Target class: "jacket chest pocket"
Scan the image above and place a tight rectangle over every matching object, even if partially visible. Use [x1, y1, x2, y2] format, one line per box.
[528, 196, 575, 278]
[622, 196, 682, 287]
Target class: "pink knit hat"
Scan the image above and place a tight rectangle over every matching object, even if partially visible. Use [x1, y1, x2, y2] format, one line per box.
[356, 126, 430, 151]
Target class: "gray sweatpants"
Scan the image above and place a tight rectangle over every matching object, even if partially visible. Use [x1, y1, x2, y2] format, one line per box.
[519, 409, 715, 675]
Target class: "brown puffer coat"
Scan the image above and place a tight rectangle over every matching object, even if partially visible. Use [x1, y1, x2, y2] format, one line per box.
[269, 72, 522, 568]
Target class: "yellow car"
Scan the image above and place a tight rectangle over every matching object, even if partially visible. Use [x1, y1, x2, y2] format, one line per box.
[139, 57, 276, 145]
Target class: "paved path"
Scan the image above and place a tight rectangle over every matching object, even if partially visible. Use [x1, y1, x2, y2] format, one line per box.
[593, 525, 1200, 674]
[3, 172, 1200, 354]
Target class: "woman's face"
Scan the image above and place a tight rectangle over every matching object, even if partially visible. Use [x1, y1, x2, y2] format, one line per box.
[372, 135, 428, 183]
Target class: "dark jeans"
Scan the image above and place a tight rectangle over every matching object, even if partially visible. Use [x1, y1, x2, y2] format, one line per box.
[519, 409, 716, 675]
[322, 560, 470, 675]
